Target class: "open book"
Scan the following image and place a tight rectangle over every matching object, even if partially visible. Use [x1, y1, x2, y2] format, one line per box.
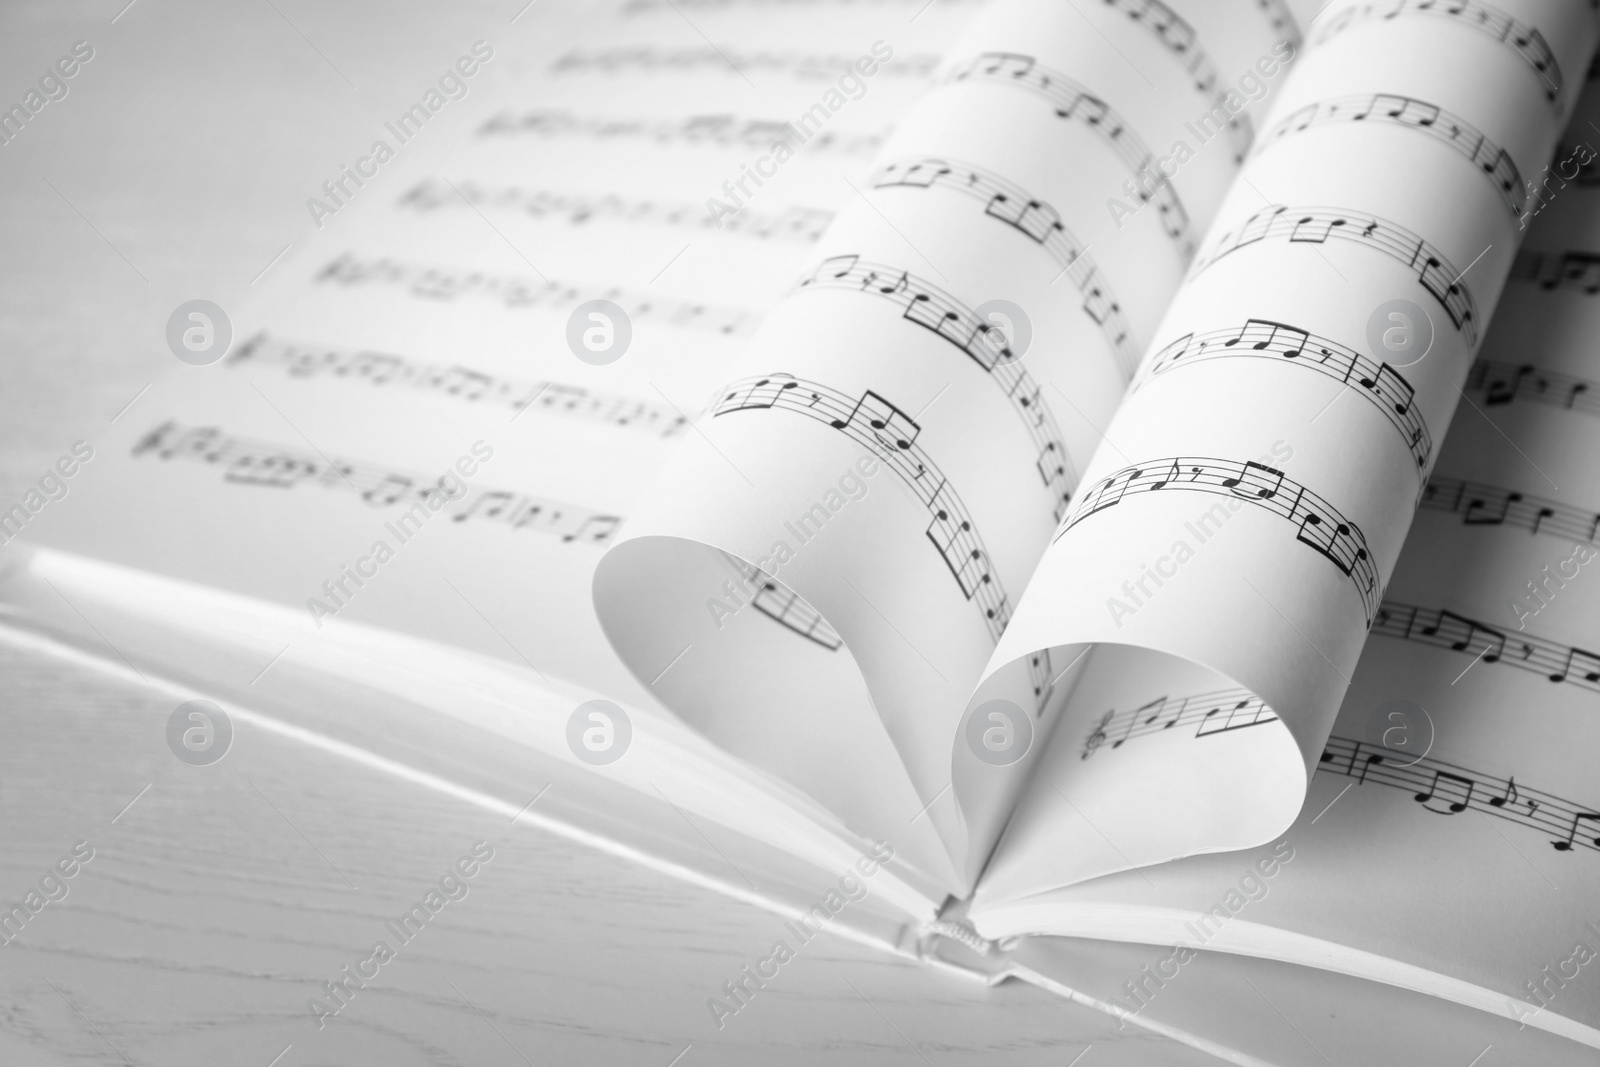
[8, 0, 1600, 1058]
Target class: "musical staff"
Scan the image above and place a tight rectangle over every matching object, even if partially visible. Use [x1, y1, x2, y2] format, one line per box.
[945, 51, 1196, 257]
[1256, 0, 1301, 44]
[869, 156, 1140, 378]
[314, 255, 757, 336]
[1464, 360, 1598, 417]
[796, 255, 1077, 519]
[1318, 736, 1599, 856]
[550, 46, 940, 80]
[1189, 206, 1477, 344]
[1256, 94, 1525, 215]
[1508, 249, 1600, 294]
[397, 179, 833, 243]
[1102, 0, 1253, 161]
[1142, 319, 1433, 471]
[1080, 685, 1279, 759]
[1372, 601, 1600, 696]
[130, 421, 621, 545]
[475, 109, 884, 156]
[227, 334, 689, 438]
[1315, 0, 1562, 104]
[718, 551, 842, 651]
[1058, 456, 1381, 620]
[1421, 475, 1600, 545]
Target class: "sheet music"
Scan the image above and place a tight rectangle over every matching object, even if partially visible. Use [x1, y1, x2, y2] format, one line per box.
[18, 0, 989, 887]
[593, 0, 1298, 890]
[972, 0, 1599, 898]
[972, 24, 1600, 1044]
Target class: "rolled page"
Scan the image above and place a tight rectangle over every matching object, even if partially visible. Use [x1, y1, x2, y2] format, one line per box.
[976, 0, 1600, 901]
[593, 0, 1300, 891]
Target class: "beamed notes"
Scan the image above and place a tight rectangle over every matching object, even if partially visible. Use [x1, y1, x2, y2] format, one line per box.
[1315, 0, 1562, 104]
[1141, 318, 1433, 471]
[1319, 737, 1599, 855]
[314, 254, 756, 336]
[1058, 456, 1381, 620]
[1421, 475, 1600, 545]
[945, 51, 1197, 256]
[1464, 361, 1598, 416]
[795, 255, 1077, 518]
[869, 156, 1140, 378]
[228, 334, 689, 438]
[1257, 94, 1525, 215]
[1189, 205, 1477, 344]
[130, 421, 621, 545]
[1372, 601, 1600, 696]
[718, 551, 843, 651]
[1080, 685, 1280, 759]
[1101, 0, 1254, 162]
[711, 374, 1056, 708]
[1509, 249, 1600, 293]
[397, 179, 834, 244]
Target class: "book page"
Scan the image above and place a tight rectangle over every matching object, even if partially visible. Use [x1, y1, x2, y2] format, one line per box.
[974, 0, 1600, 897]
[7, 0, 982, 888]
[593, 0, 1302, 892]
[970, 42, 1600, 1047]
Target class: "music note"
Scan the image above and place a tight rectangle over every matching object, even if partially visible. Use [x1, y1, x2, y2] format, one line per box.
[1551, 811, 1600, 852]
[1462, 489, 1520, 526]
[1415, 769, 1475, 813]
[1488, 777, 1519, 809]
[1549, 646, 1600, 685]
[361, 474, 415, 507]
[1420, 609, 1506, 662]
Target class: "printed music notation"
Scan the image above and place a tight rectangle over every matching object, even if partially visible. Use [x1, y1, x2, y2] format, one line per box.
[1257, 94, 1525, 215]
[313, 254, 756, 337]
[712, 377, 1011, 639]
[1421, 475, 1600, 544]
[1142, 319, 1432, 471]
[719, 551, 843, 651]
[1316, 1, 1562, 104]
[228, 334, 689, 439]
[1255, 0, 1300, 43]
[1464, 361, 1597, 417]
[129, 421, 622, 545]
[550, 46, 939, 79]
[1080, 686, 1279, 759]
[945, 51, 1196, 257]
[475, 110, 884, 156]
[1372, 602, 1600, 696]
[869, 157, 1140, 378]
[397, 179, 832, 243]
[1102, 0, 1253, 161]
[796, 254, 1077, 519]
[1508, 249, 1600, 294]
[1189, 206, 1477, 343]
[1059, 457, 1381, 620]
[1319, 736, 1599, 855]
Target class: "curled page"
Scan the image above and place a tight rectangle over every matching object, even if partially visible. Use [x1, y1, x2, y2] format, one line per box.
[976, 0, 1600, 902]
[593, 0, 1299, 891]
